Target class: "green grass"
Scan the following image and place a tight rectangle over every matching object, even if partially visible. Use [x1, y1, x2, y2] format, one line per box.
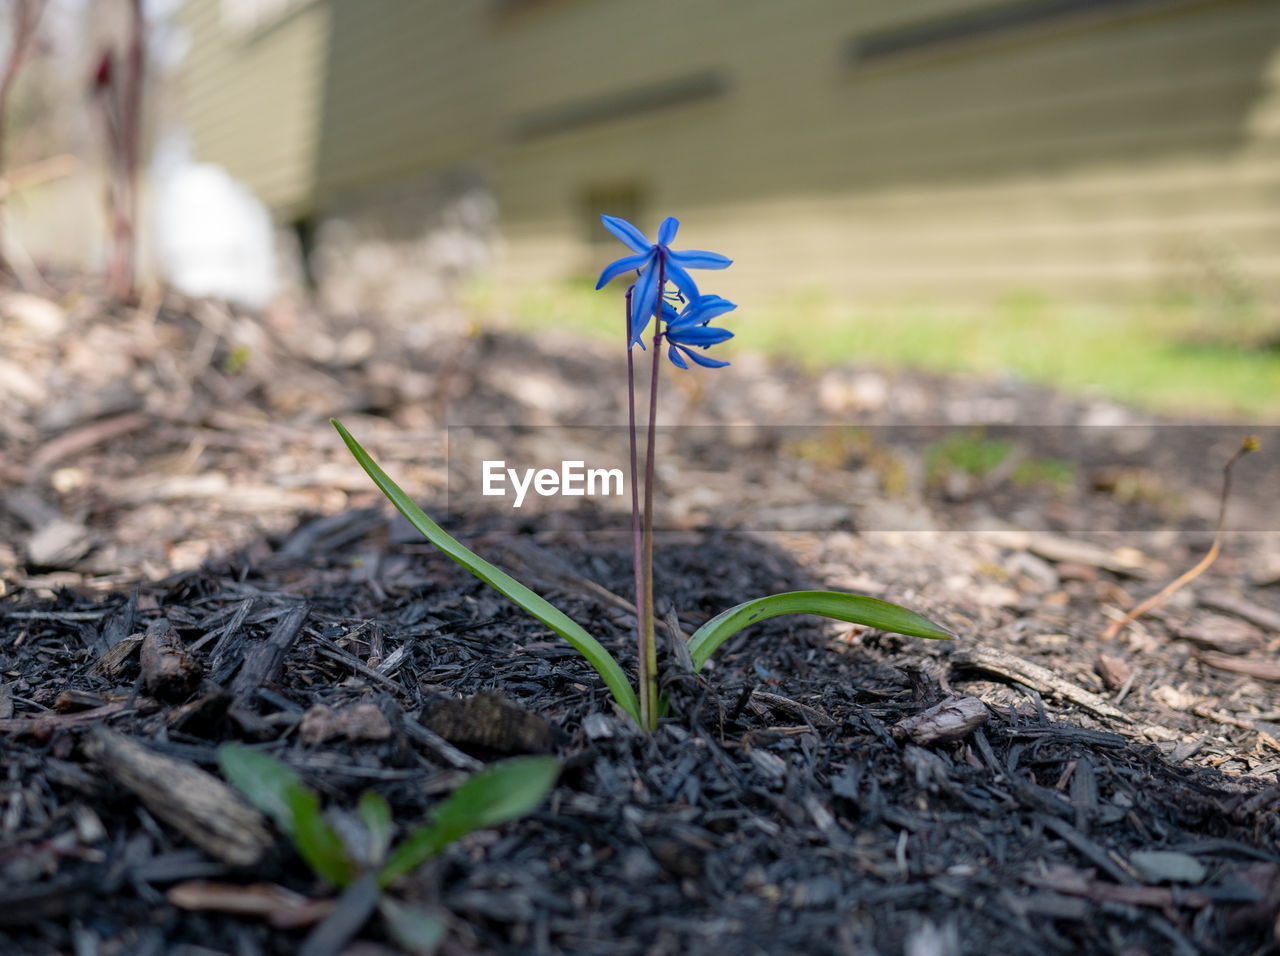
[468, 280, 1280, 421]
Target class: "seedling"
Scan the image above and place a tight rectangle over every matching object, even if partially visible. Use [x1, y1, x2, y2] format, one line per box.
[217, 743, 559, 953]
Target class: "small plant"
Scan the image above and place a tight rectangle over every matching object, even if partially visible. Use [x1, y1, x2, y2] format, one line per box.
[924, 430, 1015, 485]
[217, 743, 559, 952]
[333, 214, 953, 731]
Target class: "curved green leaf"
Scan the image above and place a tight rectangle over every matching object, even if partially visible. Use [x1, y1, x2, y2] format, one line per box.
[377, 897, 447, 954]
[217, 743, 357, 887]
[686, 590, 954, 672]
[332, 419, 640, 724]
[379, 756, 560, 887]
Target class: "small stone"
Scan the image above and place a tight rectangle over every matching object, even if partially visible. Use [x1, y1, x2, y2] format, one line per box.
[1129, 850, 1207, 885]
[581, 712, 615, 741]
[25, 519, 92, 569]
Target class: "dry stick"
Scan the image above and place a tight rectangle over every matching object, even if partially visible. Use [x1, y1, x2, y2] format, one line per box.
[1100, 436, 1259, 643]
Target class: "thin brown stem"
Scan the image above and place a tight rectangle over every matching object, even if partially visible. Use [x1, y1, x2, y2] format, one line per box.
[1100, 436, 1259, 642]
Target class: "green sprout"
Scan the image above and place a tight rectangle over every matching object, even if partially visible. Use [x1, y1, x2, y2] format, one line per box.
[217, 743, 559, 953]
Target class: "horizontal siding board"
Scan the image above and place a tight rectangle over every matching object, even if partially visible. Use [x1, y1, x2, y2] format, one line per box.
[179, 0, 328, 212]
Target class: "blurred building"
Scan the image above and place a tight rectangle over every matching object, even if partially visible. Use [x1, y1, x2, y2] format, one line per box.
[180, 0, 1280, 313]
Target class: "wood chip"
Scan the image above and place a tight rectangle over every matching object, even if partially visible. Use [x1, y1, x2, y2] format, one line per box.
[0, 701, 128, 737]
[951, 645, 1131, 722]
[422, 691, 553, 754]
[890, 696, 988, 745]
[1195, 651, 1280, 682]
[168, 881, 336, 928]
[989, 531, 1154, 578]
[93, 634, 143, 678]
[1198, 590, 1280, 634]
[1178, 615, 1264, 654]
[1093, 653, 1133, 692]
[141, 619, 204, 701]
[299, 702, 392, 745]
[1025, 862, 1211, 909]
[83, 727, 272, 866]
[750, 690, 836, 728]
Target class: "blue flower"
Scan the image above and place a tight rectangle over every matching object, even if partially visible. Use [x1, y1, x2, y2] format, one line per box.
[594, 214, 732, 345]
[662, 294, 736, 369]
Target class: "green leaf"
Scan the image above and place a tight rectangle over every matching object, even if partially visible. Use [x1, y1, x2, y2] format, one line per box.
[217, 743, 357, 887]
[217, 743, 299, 827]
[332, 419, 640, 725]
[379, 756, 560, 887]
[358, 791, 393, 864]
[378, 897, 447, 954]
[686, 590, 954, 672]
[288, 788, 359, 888]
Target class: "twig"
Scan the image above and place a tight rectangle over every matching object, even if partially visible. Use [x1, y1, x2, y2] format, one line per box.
[951, 645, 1130, 722]
[1100, 437, 1259, 642]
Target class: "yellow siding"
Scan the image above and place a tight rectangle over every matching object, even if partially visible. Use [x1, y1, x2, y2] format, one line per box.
[180, 0, 330, 215]
[178, 0, 1280, 303]
[312, 2, 495, 201]
[492, 0, 1280, 301]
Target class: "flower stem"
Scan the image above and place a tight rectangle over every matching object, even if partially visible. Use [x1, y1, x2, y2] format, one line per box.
[638, 255, 665, 730]
[624, 288, 646, 726]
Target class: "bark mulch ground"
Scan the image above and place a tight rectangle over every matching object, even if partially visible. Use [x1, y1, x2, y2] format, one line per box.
[2, 279, 1279, 954]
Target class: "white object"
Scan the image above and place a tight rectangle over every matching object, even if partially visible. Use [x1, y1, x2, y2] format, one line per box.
[152, 148, 276, 309]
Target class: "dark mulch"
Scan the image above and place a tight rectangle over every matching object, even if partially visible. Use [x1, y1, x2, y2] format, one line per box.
[2, 519, 1279, 955]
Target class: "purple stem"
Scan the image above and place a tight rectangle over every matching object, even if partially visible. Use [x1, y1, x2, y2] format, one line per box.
[625, 288, 644, 716]
[638, 254, 665, 729]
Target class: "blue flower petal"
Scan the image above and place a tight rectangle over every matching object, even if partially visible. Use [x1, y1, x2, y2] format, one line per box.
[677, 345, 730, 369]
[668, 249, 732, 270]
[667, 344, 689, 369]
[666, 294, 737, 330]
[595, 251, 651, 289]
[601, 214, 652, 254]
[657, 217, 679, 245]
[630, 262, 662, 345]
[690, 294, 737, 321]
[664, 258, 700, 302]
[667, 325, 734, 347]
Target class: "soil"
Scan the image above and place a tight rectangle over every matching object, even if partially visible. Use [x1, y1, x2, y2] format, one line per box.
[2, 277, 1279, 955]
